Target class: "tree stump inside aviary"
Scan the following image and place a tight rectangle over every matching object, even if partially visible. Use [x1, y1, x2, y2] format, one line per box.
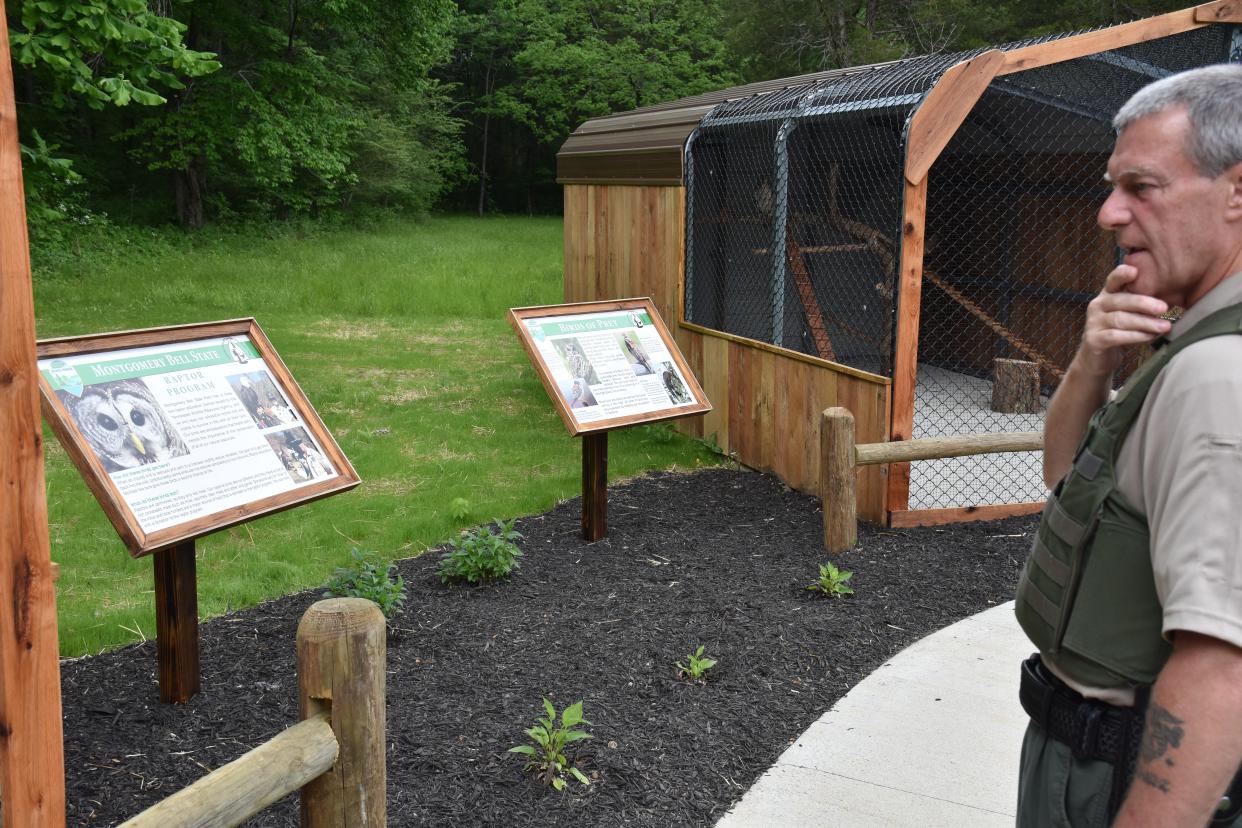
[991, 358, 1041, 414]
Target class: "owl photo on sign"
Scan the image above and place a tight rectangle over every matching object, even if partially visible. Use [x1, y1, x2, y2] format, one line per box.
[58, 379, 190, 473]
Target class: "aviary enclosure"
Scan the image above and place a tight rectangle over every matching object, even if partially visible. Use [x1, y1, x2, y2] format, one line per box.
[559, 1, 1242, 526]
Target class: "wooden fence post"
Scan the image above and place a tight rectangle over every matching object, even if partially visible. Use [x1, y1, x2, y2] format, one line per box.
[297, 598, 387, 827]
[582, 431, 608, 541]
[0, 11, 65, 825]
[153, 539, 201, 703]
[821, 407, 857, 553]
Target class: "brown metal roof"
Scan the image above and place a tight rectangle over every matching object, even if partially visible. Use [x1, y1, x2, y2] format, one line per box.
[556, 62, 910, 186]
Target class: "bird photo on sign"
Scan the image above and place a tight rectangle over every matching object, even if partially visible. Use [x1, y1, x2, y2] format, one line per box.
[55, 379, 190, 473]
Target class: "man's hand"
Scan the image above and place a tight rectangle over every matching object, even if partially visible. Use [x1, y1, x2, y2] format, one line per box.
[1078, 264, 1172, 378]
[1041, 265, 1172, 487]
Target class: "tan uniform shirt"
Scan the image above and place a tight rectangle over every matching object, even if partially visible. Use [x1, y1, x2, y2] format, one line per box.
[1116, 272, 1242, 654]
[1047, 272, 1242, 705]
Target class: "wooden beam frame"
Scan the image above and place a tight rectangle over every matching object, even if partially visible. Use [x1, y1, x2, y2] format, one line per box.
[889, 502, 1045, 527]
[890, 50, 1004, 517]
[0, 12, 65, 826]
[903, 50, 1005, 186]
[1194, 0, 1242, 23]
[887, 176, 928, 516]
[1000, 1, 1242, 75]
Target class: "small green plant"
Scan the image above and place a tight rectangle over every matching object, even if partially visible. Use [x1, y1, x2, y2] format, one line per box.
[438, 518, 524, 584]
[807, 561, 855, 598]
[449, 496, 471, 521]
[676, 645, 718, 682]
[509, 698, 592, 790]
[323, 548, 408, 619]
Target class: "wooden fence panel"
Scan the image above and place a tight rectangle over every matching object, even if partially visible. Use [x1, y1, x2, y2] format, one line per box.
[564, 183, 891, 522]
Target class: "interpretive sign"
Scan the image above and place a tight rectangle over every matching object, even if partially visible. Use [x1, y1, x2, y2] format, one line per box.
[510, 298, 710, 542]
[508, 298, 710, 436]
[37, 318, 359, 557]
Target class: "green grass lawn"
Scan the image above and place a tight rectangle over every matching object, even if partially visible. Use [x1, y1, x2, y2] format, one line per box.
[35, 215, 723, 656]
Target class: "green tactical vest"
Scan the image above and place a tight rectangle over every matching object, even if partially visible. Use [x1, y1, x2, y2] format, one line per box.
[1015, 302, 1242, 689]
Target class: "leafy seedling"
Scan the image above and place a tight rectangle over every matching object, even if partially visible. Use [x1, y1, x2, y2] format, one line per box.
[509, 698, 592, 791]
[438, 518, 524, 584]
[676, 645, 717, 682]
[807, 561, 854, 598]
[323, 548, 408, 620]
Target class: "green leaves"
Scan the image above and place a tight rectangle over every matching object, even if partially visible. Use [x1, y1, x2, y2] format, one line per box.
[323, 548, 409, 620]
[807, 561, 855, 598]
[509, 697, 593, 791]
[676, 644, 718, 682]
[11, 0, 220, 111]
[437, 519, 524, 585]
[472, 0, 737, 147]
[561, 700, 587, 729]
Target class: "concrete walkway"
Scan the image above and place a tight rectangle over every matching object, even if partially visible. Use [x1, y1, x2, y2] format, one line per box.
[716, 601, 1031, 827]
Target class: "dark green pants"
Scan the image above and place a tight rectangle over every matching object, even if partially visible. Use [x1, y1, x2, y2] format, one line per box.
[1017, 720, 1242, 827]
[1017, 720, 1114, 827]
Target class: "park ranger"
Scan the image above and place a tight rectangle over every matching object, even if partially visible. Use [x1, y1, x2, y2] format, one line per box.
[1014, 63, 1242, 826]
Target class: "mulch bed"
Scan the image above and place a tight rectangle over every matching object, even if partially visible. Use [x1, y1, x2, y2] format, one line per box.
[62, 467, 1036, 826]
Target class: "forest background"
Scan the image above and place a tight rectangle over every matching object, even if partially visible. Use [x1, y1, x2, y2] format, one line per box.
[13, 0, 1189, 260]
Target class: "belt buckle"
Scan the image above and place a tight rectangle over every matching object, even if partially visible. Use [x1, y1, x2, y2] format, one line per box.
[1073, 703, 1103, 761]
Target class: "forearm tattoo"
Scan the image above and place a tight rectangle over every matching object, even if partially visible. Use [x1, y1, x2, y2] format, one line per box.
[1135, 703, 1185, 794]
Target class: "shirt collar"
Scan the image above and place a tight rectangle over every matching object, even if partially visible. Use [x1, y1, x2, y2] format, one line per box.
[1167, 271, 1242, 341]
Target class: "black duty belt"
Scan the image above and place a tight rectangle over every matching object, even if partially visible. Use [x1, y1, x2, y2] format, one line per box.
[1018, 653, 1142, 765]
[1020, 653, 1242, 825]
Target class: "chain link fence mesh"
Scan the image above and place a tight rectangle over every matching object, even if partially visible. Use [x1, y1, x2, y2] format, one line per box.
[685, 23, 1239, 511]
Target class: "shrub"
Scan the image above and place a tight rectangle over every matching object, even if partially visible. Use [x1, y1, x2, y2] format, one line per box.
[807, 561, 855, 598]
[438, 519, 524, 584]
[509, 698, 592, 791]
[323, 548, 407, 620]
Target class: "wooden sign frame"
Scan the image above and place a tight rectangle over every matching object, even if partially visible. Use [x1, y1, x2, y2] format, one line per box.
[37, 317, 360, 557]
[508, 297, 711, 436]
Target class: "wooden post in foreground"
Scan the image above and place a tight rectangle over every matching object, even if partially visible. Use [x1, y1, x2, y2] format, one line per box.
[153, 540, 201, 703]
[0, 11, 66, 825]
[821, 408, 857, 553]
[582, 432, 608, 541]
[298, 598, 386, 827]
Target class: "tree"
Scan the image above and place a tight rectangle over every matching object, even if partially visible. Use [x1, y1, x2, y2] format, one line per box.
[8, 0, 220, 239]
[10, 0, 219, 110]
[721, 0, 1195, 82]
[119, 0, 462, 227]
[446, 0, 739, 214]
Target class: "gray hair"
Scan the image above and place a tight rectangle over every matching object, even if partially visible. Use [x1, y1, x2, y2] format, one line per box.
[1114, 63, 1242, 176]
